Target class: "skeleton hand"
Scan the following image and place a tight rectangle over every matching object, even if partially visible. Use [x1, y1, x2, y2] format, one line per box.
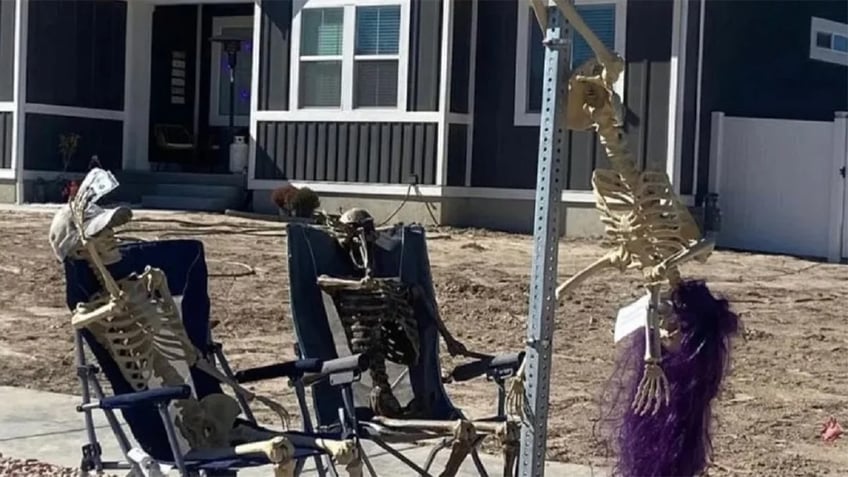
[505, 362, 526, 421]
[445, 336, 471, 357]
[632, 360, 670, 416]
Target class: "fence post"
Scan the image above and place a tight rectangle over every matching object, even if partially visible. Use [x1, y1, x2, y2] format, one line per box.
[828, 111, 848, 262]
[707, 111, 725, 197]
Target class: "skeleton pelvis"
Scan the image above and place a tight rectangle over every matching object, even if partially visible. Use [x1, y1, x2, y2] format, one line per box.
[563, 60, 617, 132]
[176, 393, 241, 449]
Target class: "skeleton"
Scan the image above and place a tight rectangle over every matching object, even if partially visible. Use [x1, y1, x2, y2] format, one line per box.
[50, 169, 362, 477]
[316, 208, 519, 477]
[318, 208, 421, 418]
[507, 0, 716, 418]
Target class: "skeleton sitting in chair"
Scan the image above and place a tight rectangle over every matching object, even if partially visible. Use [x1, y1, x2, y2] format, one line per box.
[49, 168, 362, 477]
[315, 208, 519, 477]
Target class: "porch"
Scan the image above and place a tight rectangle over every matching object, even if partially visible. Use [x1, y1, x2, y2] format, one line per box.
[14, 0, 255, 209]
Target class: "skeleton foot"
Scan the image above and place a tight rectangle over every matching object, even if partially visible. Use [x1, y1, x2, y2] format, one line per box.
[438, 420, 476, 477]
[631, 360, 670, 416]
[315, 438, 363, 477]
[234, 436, 295, 477]
[370, 385, 403, 418]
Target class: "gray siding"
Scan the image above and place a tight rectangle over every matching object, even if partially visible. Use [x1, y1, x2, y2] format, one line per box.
[255, 121, 437, 184]
[0, 0, 15, 101]
[678, 0, 701, 195]
[24, 114, 123, 172]
[696, 0, 848, 200]
[27, 0, 126, 110]
[450, 0, 472, 114]
[258, 0, 292, 111]
[446, 123, 467, 186]
[0, 112, 11, 169]
[407, 0, 442, 111]
[470, 0, 673, 190]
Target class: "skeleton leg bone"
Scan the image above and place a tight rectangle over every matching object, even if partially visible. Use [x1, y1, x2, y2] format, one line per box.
[438, 420, 476, 477]
[234, 436, 296, 477]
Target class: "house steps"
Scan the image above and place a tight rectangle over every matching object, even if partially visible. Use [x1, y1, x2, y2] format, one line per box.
[107, 170, 246, 212]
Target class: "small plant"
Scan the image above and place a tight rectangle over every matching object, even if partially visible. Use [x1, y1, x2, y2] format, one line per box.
[270, 184, 299, 215]
[271, 184, 321, 218]
[58, 133, 81, 172]
[290, 187, 320, 218]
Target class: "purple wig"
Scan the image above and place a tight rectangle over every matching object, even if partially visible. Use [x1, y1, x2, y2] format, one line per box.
[600, 279, 739, 477]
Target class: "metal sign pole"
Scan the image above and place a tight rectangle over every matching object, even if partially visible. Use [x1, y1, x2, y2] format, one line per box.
[518, 4, 572, 477]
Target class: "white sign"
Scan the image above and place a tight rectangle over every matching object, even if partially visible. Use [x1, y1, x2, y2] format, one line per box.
[614, 293, 649, 343]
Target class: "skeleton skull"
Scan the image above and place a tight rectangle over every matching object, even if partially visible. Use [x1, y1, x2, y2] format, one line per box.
[49, 203, 132, 265]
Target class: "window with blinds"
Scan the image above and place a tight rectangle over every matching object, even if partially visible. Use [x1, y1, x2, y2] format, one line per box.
[297, 4, 402, 109]
[299, 8, 344, 107]
[525, 4, 618, 114]
[354, 5, 401, 107]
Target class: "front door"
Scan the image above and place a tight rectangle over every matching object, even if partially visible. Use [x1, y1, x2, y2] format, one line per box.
[148, 4, 254, 173]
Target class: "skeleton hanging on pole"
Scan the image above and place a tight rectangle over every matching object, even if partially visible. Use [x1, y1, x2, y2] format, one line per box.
[509, 1, 740, 475]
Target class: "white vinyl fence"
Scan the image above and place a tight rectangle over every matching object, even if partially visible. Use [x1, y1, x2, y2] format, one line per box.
[709, 111, 848, 261]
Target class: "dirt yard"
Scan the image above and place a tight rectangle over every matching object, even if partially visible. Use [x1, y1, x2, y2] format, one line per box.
[0, 206, 846, 476]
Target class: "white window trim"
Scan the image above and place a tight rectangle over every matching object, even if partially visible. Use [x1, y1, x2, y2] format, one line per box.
[514, 0, 627, 127]
[810, 16, 848, 67]
[290, 0, 410, 115]
[209, 15, 254, 128]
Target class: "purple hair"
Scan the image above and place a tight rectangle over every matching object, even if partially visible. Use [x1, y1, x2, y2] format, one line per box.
[599, 279, 739, 477]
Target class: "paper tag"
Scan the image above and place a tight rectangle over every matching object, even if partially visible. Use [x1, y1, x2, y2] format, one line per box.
[614, 293, 649, 343]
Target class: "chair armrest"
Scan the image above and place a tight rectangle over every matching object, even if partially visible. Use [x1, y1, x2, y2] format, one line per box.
[77, 385, 192, 411]
[448, 351, 525, 383]
[235, 354, 370, 384]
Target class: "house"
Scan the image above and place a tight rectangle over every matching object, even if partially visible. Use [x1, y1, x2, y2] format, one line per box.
[0, 0, 845, 255]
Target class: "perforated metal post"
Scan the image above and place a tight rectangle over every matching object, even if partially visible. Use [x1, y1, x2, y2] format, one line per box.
[518, 5, 572, 477]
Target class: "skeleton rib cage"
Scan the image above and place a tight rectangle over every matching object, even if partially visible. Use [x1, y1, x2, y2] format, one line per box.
[317, 275, 421, 418]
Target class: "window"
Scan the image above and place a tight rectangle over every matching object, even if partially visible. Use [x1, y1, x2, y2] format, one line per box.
[292, 0, 408, 111]
[210, 16, 254, 127]
[514, 0, 626, 126]
[810, 17, 848, 66]
[354, 6, 401, 107]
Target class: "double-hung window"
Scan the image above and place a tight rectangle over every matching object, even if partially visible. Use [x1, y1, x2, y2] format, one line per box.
[514, 0, 626, 126]
[293, 0, 407, 111]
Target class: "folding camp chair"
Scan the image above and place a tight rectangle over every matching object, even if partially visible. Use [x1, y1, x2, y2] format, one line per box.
[63, 238, 369, 476]
[285, 221, 524, 477]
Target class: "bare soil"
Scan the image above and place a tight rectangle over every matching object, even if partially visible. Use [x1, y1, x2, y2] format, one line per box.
[1, 207, 847, 475]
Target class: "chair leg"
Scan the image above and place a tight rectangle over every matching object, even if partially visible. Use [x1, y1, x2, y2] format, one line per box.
[360, 449, 379, 477]
[369, 437, 434, 476]
[156, 403, 189, 476]
[498, 421, 520, 477]
[423, 438, 450, 473]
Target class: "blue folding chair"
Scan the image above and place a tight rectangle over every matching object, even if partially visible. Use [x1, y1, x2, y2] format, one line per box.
[285, 222, 524, 477]
[63, 238, 367, 476]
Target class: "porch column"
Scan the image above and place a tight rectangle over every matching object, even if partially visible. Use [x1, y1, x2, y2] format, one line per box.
[11, 0, 28, 203]
[123, 0, 154, 171]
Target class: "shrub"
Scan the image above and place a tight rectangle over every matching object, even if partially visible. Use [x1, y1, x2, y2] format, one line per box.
[270, 184, 299, 213]
[290, 187, 320, 218]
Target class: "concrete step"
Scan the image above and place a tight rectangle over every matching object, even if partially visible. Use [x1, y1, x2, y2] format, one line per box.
[148, 183, 243, 200]
[117, 170, 246, 187]
[140, 194, 236, 212]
